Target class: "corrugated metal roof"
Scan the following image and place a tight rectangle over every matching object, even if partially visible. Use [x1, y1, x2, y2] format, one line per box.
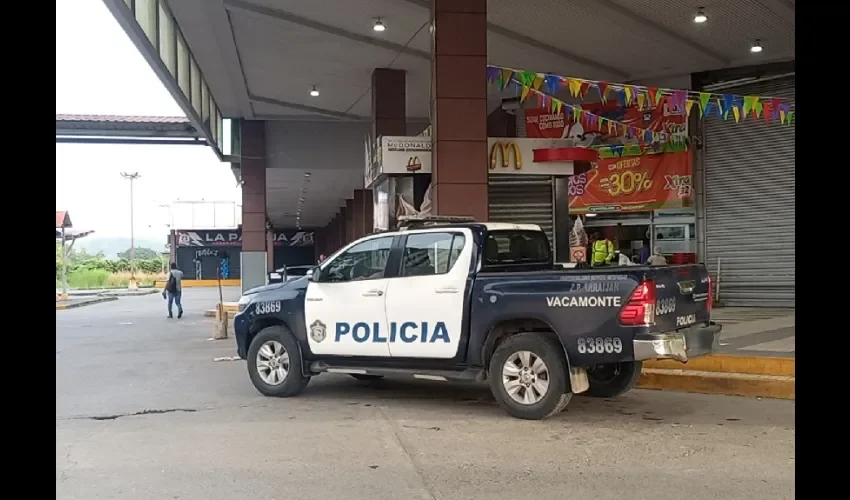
[56, 114, 189, 124]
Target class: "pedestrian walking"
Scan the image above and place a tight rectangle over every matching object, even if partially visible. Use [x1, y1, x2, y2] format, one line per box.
[162, 262, 184, 319]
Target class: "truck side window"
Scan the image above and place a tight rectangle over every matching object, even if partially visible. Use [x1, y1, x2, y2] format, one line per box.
[320, 236, 393, 283]
[401, 232, 465, 277]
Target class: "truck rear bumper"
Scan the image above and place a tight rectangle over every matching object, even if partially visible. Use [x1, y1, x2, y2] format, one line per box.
[633, 322, 722, 363]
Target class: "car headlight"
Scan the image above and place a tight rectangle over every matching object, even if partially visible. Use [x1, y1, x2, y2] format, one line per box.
[237, 294, 253, 312]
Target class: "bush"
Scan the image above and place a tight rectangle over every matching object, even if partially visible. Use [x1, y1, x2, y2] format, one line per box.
[55, 244, 168, 289]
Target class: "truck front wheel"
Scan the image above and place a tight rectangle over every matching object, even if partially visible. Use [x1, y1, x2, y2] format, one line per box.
[488, 332, 572, 420]
[585, 361, 642, 398]
[247, 325, 311, 397]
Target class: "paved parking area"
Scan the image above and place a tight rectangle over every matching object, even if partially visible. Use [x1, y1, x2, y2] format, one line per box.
[57, 288, 794, 500]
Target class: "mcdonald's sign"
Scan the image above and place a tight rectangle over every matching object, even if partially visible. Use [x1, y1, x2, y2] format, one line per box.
[489, 141, 522, 170]
[406, 156, 422, 172]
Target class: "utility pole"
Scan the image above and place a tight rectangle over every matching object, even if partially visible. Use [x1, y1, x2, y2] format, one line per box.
[121, 172, 141, 290]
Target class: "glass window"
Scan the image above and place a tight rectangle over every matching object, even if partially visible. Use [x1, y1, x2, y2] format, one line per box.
[401, 232, 466, 277]
[158, 2, 176, 76]
[176, 31, 190, 99]
[320, 237, 393, 283]
[135, 0, 157, 47]
[190, 57, 202, 115]
[485, 230, 550, 265]
[654, 225, 685, 241]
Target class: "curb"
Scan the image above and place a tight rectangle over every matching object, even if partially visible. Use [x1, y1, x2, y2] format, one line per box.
[637, 354, 795, 400]
[56, 296, 119, 310]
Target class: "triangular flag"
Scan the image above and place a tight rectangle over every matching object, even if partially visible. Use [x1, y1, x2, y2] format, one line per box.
[518, 71, 534, 87]
[572, 105, 582, 122]
[786, 111, 794, 125]
[624, 86, 634, 106]
[520, 85, 531, 102]
[598, 82, 609, 103]
[698, 92, 711, 117]
[685, 99, 696, 117]
[500, 69, 513, 90]
[779, 110, 786, 124]
[753, 101, 763, 119]
[580, 81, 591, 98]
[543, 75, 559, 94]
[762, 102, 773, 122]
[647, 88, 658, 106]
[532, 75, 544, 91]
[654, 88, 665, 105]
[567, 78, 582, 97]
[487, 66, 499, 83]
[732, 106, 741, 123]
[742, 96, 755, 115]
[554, 100, 562, 115]
[637, 92, 646, 111]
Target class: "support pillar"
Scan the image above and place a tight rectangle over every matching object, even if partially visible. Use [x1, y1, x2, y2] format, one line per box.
[345, 199, 355, 243]
[430, 0, 488, 221]
[240, 120, 268, 293]
[353, 189, 371, 239]
[372, 68, 407, 139]
[266, 227, 275, 273]
[338, 206, 348, 246]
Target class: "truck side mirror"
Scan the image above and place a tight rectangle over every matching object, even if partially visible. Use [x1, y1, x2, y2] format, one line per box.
[307, 267, 318, 281]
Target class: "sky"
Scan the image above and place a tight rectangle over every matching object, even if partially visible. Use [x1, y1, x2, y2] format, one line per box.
[55, 0, 242, 240]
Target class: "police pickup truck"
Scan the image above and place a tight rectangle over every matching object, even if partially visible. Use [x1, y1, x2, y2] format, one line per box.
[234, 217, 721, 420]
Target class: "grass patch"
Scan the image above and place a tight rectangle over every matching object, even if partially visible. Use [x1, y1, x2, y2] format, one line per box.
[57, 270, 166, 290]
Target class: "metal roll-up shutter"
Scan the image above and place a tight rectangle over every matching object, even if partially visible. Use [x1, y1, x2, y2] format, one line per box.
[703, 76, 795, 307]
[488, 175, 555, 247]
[516, 108, 527, 137]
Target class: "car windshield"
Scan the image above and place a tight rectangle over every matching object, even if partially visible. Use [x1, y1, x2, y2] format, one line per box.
[485, 230, 551, 265]
[284, 267, 311, 276]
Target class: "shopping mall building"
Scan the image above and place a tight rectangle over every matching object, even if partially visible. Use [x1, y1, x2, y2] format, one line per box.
[101, 0, 795, 307]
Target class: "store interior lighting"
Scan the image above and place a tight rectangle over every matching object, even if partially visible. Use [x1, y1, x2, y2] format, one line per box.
[309, 85, 320, 97]
[373, 18, 386, 32]
[693, 8, 707, 23]
[750, 40, 763, 53]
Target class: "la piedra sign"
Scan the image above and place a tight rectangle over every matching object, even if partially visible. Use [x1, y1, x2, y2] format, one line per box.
[176, 230, 315, 247]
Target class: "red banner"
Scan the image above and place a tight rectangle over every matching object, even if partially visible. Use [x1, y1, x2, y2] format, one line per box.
[568, 152, 693, 214]
[524, 100, 688, 144]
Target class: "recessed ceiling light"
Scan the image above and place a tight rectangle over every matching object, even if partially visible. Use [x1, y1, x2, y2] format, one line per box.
[373, 18, 386, 32]
[693, 8, 707, 23]
[309, 85, 320, 97]
[750, 39, 763, 53]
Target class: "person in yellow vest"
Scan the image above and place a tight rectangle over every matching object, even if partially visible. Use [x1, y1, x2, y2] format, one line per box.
[590, 232, 614, 266]
[590, 232, 615, 266]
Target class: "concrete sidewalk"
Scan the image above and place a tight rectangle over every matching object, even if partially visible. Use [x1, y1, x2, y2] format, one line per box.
[56, 296, 119, 310]
[712, 307, 795, 358]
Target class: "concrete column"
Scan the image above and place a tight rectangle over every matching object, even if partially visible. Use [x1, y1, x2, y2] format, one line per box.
[372, 68, 407, 139]
[338, 206, 348, 246]
[345, 199, 355, 243]
[430, 0, 488, 221]
[353, 189, 371, 239]
[240, 120, 268, 293]
[266, 228, 275, 273]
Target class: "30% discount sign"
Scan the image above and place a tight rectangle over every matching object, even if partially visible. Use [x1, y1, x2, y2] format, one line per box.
[598, 170, 653, 197]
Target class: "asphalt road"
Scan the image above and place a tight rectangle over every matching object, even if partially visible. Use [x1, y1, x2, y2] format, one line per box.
[57, 287, 795, 500]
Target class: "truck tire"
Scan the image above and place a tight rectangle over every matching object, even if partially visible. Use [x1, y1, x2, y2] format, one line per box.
[247, 325, 311, 397]
[585, 361, 642, 398]
[349, 374, 384, 382]
[488, 332, 572, 420]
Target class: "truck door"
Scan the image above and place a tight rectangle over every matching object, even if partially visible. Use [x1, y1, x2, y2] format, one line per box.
[649, 264, 712, 333]
[384, 229, 473, 358]
[304, 235, 395, 357]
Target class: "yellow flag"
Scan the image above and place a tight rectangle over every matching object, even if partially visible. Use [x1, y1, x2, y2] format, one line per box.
[520, 85, 530, 102]
[568, 78, 582, 97]
[637, 93, 646, 111]
[624, 86, 633, 106]
[732, 106, 741, 123]
[554, 100, 562, 114]
[532, 75, 543, 91]
[685, 99, 696, 116]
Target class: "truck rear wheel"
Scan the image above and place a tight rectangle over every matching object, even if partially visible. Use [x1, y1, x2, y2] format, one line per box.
[585, 361, 642, 398]
[488, 332, 572, 420]
[247, 325, 311, 397]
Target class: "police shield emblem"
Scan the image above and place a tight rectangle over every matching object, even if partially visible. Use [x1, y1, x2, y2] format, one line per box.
[310, 320, 327, 343]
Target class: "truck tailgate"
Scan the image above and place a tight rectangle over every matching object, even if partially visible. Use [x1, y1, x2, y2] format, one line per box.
[649, 264, 711, 333]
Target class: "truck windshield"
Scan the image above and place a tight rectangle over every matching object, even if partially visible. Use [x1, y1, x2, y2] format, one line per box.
[485, 230, 551, 265]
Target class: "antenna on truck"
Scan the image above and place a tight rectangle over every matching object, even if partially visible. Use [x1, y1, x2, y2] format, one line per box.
[397, 215, 477, 230]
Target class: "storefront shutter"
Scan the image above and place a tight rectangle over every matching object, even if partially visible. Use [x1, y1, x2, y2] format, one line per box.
[488, 175, 555, 250]
[702, 76, 795, 307]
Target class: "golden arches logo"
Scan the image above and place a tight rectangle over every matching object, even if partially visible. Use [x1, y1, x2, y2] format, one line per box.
[490, 142, 522, 170]
[406, 156, 422, 172]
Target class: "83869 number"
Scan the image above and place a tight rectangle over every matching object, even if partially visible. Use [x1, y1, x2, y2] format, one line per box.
[255, 301, 281, 315]
[577, 337, 623, 355]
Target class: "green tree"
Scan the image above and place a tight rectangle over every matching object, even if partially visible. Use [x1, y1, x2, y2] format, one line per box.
[118, 247, 159, 260]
